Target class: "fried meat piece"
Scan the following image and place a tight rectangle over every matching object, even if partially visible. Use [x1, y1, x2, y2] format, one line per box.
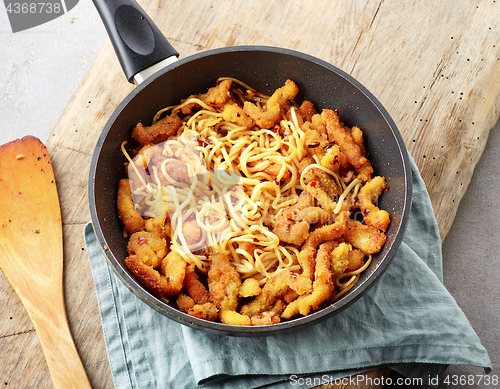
[297, 189, 316, 208]
[344, 218, 386, 254]
[117, 178, 145, 235]
[358, 176, 390, 231]
[305, 180, 338, 212]
[201, 79, 233, 107]
[185, 264, 210, 304]
[136, 144, 189, 186]
[125, 250, 186, 297]
[180, 219, 203, 246]
[238, 278, 261, 298]
[323, 109, 367, 169]
[181, 79, 233, 114]
[263, 161, 291, 181]
[208, 253, 241, 311]
[250, 311, 281, 326]
[295, 154, 316, 177]
[297, 246, 316, 281]
[357, 161, 374, 182]
[219, 309, 251, 325]
[240, 270, 312, 317]
[351, 126, 367, 156]
[330, 242, 350, 280]
[132, 112, 182, 147]
[273, 205, 337, 246]
[350, 126, 374, 180]
[299, 100, 317, 123]
[298, 211, 348, 279]
[176, 293, 195, 312]
[302, 211, 348, 249]
[145, 217, 170, 239]
[346, 248, 365, 272]
[303, 126, 324, 149]
[176, 294, 219, 321]
[282, 241, 336, 318]
[306, 182, 336, 210]
[243, 80, 299, 129]
[238, 241, 256, 257]
[127, 231, 167, 268]
[320, 144, 349, 174]
[188, 303, 219, 321]
[222, 103, 255, 127]
[249, 300, 286, 325]
[304, 167, 341, 198]
[273, 211, 309, 246]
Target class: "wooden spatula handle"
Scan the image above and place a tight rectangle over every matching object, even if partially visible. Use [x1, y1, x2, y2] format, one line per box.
[29, 305, 92, 389]
[5, 256, 92, 389]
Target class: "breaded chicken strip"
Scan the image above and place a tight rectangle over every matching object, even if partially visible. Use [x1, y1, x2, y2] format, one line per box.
[238, 278, 261, 298]
[181, 79, 233, 114]
[282, 241, 336, 318]
[351, 126, 373, 181]
[330, 242, 350, 280]
[219, 309, 251, 326]
[176, 294, 219, 322]
[250, 311, 281, 326]
[125, 250, 186, 297]
[222, 103, 254, 127]
[344, 218, 387, 254]
[127, 231, 167, 268]
[323, 109, 367, 169]
[144, 217, 170, 240]
[240, 270, 312, 317]
[208, 253, 241, 311]
[177, 265, 219, 322]
[299, 100, 317, 123]
[117, 178, 145, 235]
[304, 167, 341, 199]
[358, 176, 390, 231]
[243, 79, 299, 129]
[320, 144, 349, 174]
[298, 211, 348, 279]
[185, 264, 210, 304]
[305, 181, 337, 212]
[346, 248, 365, 272]
[273, 205, 337, 246]
[132, 112, 182, 147]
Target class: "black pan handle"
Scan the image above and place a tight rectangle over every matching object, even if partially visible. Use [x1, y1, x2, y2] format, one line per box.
[92, 0, 179, 84]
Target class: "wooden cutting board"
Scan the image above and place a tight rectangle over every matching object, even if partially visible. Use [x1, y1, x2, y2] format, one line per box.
[1, 0, 500, 387]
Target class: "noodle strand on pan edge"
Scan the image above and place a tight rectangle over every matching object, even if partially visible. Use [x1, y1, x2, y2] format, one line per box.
[117, 77, 390, 325]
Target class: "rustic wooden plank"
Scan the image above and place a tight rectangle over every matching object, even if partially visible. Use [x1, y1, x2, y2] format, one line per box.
[2, 0, 500, 388]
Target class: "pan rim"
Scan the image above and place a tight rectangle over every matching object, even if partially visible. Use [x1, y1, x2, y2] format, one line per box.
[88, 45, 413, 336]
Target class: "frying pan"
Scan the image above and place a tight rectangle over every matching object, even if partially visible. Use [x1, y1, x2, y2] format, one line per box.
[88, 0, 412, 335]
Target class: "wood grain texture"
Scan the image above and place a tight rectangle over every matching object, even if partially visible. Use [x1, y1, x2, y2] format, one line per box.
[0, 137, 91, 389]
[1, 0, 500, 388]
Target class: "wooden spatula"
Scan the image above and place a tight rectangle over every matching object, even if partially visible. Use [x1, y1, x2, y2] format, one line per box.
[0, 136, 91, 389]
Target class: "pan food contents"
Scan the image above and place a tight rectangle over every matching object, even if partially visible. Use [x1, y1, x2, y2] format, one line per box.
[117, 78, 390, 325]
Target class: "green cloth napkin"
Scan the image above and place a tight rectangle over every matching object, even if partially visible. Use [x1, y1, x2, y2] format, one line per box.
[84, 155, 491, 389]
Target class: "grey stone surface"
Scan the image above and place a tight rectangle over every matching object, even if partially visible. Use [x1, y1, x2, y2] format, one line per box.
[0, 0, 106, 147]
[440, 119, 500, 386]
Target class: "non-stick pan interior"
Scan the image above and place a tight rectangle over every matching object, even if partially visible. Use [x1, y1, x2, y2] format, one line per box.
[89, 46, 412, 335]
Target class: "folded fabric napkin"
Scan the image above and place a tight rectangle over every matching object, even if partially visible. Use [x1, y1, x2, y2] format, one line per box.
[84, 155, 491, 389]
